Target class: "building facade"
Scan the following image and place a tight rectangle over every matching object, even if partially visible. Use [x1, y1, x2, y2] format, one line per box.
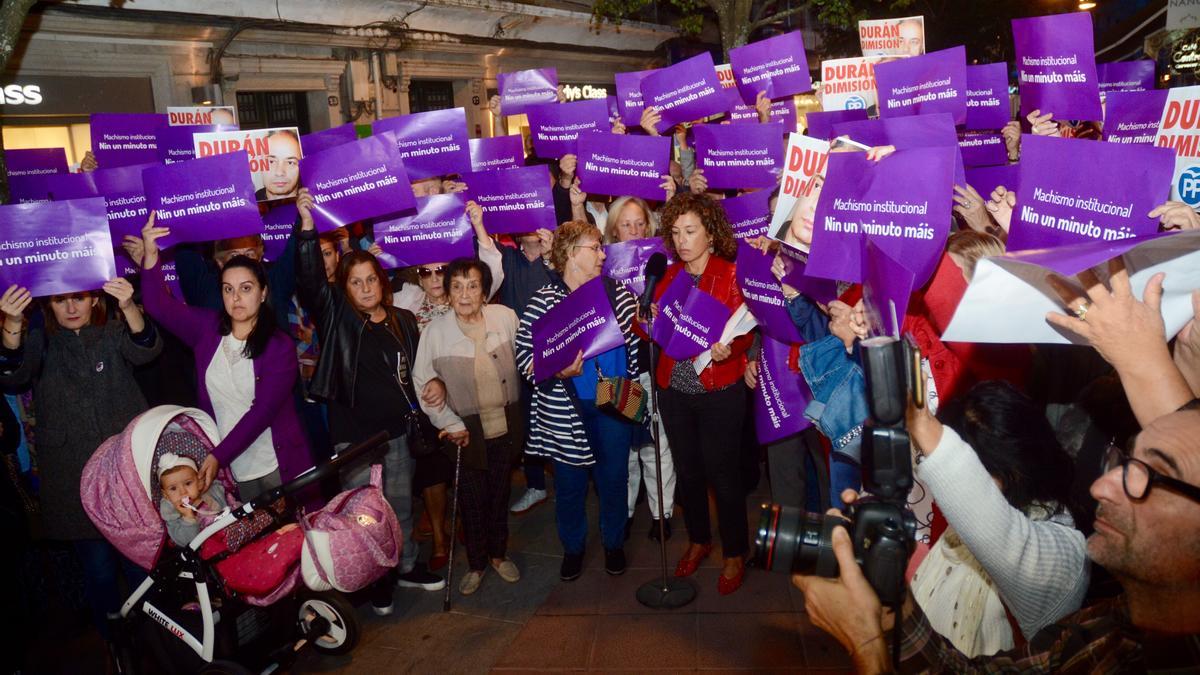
[1, 0, 676, 164]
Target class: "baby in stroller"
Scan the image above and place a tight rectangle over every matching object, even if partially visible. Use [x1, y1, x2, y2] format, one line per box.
[158, 452, 229, 547]
[154, 423, 295, 560]
[83, 405, 395, 673]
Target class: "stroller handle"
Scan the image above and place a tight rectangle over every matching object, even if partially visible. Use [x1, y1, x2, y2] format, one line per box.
[242, 431, 391, 511]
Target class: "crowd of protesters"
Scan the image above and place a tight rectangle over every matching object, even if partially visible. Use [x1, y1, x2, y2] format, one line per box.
[3, 12, 1200, 675]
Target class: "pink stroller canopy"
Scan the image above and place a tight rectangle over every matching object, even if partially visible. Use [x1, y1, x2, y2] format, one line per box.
[81, 406, 223, 570]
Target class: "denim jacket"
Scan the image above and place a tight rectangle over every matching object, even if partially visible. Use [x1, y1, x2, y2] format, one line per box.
[786, 294, 830, 344]
[798, 334, 867, 462]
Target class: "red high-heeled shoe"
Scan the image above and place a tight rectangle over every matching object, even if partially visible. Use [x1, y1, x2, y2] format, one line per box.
[673, 543, 713, 577]
[717, 561, 745, 595]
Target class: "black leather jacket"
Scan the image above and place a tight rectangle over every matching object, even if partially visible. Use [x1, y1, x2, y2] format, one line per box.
[294, 224, 420, 408]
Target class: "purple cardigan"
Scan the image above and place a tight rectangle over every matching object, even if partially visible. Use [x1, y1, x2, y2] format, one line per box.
[143, 261, 313, 483]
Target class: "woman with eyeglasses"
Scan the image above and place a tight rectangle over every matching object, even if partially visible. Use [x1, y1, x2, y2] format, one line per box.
[601, 196, 677, 541]
[514, 220, 642, 581]
[295, 189, 446, 614]
[413, 258, 524, 595]
[904, 380, 1088, 656]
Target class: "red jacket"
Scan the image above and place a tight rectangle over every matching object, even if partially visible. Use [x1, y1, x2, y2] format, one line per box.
[637, 256, 753, 391]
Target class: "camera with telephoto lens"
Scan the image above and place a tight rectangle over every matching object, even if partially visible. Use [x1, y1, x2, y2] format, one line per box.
[752, 336, 921, 606]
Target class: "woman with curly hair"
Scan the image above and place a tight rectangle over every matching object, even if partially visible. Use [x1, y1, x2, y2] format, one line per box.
[642, 192, 754, 595]
[514, 220, 642, 582]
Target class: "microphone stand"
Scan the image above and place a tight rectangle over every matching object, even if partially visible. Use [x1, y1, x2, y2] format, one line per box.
[636, 310, 696, 610]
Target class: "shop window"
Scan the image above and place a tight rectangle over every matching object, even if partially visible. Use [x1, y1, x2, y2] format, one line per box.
[408, 81, 455, 113]
[3, 123, 90, 165]
[235, 91, 311, 133]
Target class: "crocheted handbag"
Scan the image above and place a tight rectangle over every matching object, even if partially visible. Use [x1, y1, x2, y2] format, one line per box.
[596, 376, 648, 424]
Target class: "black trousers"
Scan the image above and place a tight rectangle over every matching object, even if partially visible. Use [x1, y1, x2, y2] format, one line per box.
[659, 384, 749, 558]
[457, 435, 515, 571]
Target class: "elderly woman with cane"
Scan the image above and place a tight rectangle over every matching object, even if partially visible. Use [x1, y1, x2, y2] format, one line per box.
[413, 258, 525, 596]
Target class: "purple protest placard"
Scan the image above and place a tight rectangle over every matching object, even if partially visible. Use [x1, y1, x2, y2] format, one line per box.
[8, 175, 53, 204]
[576, 132, 670, 201]
[862, 239, 915, 339]
[966, 63, 1011, 130]
[693, 123, 784, 189]
[469, 136, 526, 172]
[297, 123, 357, 156]
[462, 164, 556, 234]
[498, 68, 558, 116]
[736, 241, 801, 343]
[0, 198, 116, 297]
[1012, 12, 1102, 122]
[1104, 89, 1167, 145]
[728, 99, 797, 131]
[531, 276, 625, 383]
[373, 194, 474, 269]
[1009, 134, 1173, 251]
[650, 272, 693, 345]
[142, 151, 262, 249]
[156, 124, 233, 165]
[652, 278, 732, 360]
[8, 152, 75, 204]
[965, 163, 1019, 200]
[44, 172, 99, 200]
[640, 52, 730, 133]
[261, 202, 297, 262]
[525, 99, 609, 158]
[603, 237, 670, 297]
[301, 133, 415, 231]
[7, 148, 67, 176]
[300, 124, 360, 156]
[90, 113, 167, 168]
[805, 109, 868, 140]
[1097, 60, 1155, 93]
[94, 163, 152, 274]
[875, 46, 967, 125]
[807, 146, 955, 287]
[615, 69, 657, 127]
[833, 113, 966, 186]
[775, 243, 839, 305]
[753, 335, 813, 444]
[729, 31, 813, 105]
[373, 108, 470, 181]
[958, 131, 1007, 167]
[722, 191, 772, 240]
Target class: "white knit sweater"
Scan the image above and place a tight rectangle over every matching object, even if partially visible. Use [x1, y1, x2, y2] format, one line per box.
[915, 426, 1090, 640]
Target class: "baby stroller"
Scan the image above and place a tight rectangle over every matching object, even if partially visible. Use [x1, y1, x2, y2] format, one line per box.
[81, 405, 392, 674]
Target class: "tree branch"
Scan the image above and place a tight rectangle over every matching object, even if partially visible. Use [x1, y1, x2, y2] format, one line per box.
[748, 0, 812, 31]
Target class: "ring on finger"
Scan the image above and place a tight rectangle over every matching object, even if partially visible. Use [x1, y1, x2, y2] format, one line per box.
[1072, 301, 1090, 320]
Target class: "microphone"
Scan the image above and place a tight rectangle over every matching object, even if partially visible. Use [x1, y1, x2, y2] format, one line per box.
[638, 252, 668, 314]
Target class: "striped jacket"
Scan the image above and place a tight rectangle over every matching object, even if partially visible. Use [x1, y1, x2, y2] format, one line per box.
[514, 277, 641, 467]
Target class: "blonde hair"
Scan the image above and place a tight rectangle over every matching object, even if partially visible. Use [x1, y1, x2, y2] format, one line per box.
[549, 220, 602, 272]
[947, 230, 1005, 281]
[603, 196, 656, 243]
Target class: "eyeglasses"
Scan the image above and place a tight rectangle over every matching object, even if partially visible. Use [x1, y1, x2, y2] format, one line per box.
[1102, 444, 1200, 505]
[417, 265, 448, 278]
[572, 243, 603, 254]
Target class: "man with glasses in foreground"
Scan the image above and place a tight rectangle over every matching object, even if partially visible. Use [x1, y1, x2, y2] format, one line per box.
[796, 403, 1200, 673]
[794, 253, 1200, 673]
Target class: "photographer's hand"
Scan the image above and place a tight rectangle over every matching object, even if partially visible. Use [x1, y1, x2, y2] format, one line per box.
[906, 369, 942, 457]
[793, 515, 891, 675]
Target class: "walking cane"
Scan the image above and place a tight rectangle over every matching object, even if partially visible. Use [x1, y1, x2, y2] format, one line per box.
[443, 439, 464, 612]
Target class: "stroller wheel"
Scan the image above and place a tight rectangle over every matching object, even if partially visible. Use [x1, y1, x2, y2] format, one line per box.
[299, 591, 360, 656]
[198, 660, 253, 675]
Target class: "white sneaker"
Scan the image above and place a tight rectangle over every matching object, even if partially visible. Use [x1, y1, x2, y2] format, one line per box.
[459, 570, 485, 595]
[510, 488, 547, 514]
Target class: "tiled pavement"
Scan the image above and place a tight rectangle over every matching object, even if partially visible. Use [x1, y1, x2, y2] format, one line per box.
[296, 471, 854, 674]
